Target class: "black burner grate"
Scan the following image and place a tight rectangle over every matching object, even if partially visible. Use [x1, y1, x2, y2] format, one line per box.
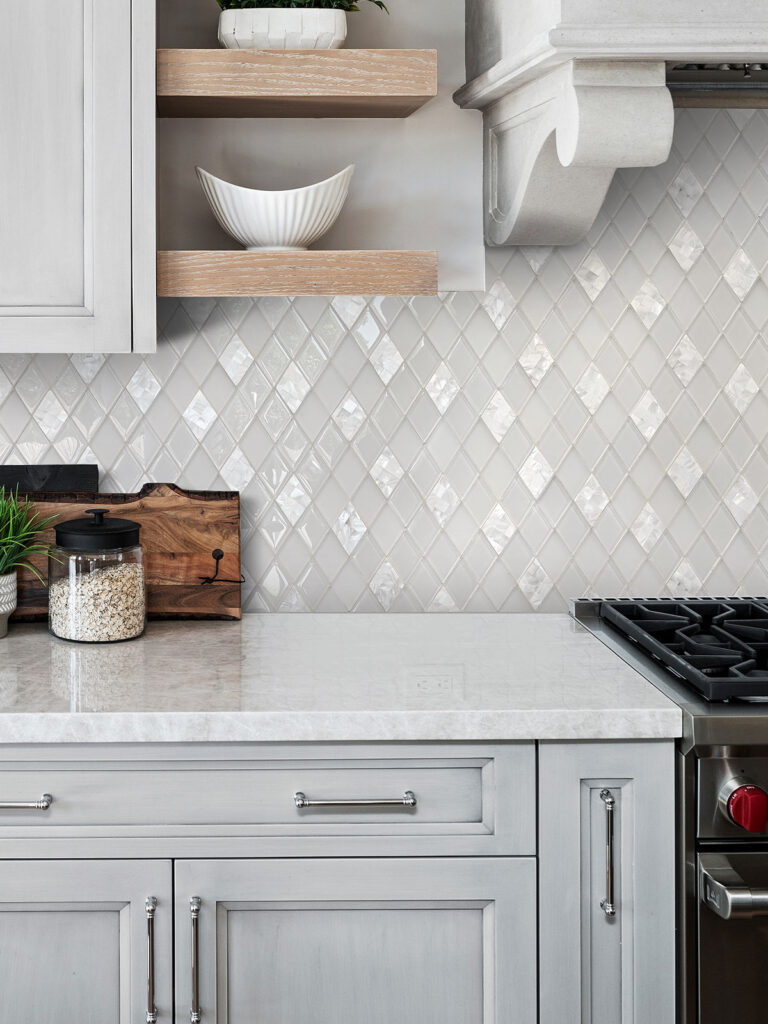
[599, 599, 768, 701]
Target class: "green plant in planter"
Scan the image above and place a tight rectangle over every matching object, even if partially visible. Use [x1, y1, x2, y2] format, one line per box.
[0, 488, 58, 584]
[216, 0, 389, 11]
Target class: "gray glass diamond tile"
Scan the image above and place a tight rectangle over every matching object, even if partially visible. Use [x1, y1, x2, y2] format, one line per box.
[219, 446, 253, 492]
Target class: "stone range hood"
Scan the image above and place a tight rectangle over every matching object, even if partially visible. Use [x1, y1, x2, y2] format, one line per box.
[454, 1, 768, 245]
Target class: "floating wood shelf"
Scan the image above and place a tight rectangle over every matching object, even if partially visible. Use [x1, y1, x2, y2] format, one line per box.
[156, 48, 438, 118]
[157, 250, 438, 297]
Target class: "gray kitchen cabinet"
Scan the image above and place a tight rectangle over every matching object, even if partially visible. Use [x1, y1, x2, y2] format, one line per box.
[0, 859, 173, 1023]
[174, 856, 537, 1024]
[538, 742, 676, 1024]
[0, 739, 675, 1022]
[0, 0, 155, 353]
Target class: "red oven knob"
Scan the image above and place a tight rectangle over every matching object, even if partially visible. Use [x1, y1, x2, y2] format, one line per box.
[728, 785, 768, 833]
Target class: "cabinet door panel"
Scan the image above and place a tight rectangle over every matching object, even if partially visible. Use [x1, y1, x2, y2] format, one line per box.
[538, 741, 676, 1024]
[0, 0, 132, 352]
[228, 907, 483, 1023]
[3, 910, 119, 1021]
[0, 0, 85, 308]
[0, 860, 172, 1023]
[175, 857, 536, 1024]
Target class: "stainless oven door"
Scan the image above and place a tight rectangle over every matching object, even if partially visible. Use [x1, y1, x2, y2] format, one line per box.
[699, 853, 768, 1023]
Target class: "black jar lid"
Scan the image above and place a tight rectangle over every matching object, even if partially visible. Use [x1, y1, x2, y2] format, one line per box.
[54, 509, 141, 551]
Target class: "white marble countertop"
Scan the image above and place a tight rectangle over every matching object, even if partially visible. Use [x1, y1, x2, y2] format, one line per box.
[0, 615, 681, 743]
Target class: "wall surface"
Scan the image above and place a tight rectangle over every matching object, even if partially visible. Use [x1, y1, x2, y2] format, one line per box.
[1, 109, 767, 612]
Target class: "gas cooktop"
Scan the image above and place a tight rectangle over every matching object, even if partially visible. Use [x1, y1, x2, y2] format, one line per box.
[598, 599, 768, 702]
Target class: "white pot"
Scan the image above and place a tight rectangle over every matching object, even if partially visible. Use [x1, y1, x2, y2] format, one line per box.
[0, 571, 17, 640]
[218, 8, 347, 50]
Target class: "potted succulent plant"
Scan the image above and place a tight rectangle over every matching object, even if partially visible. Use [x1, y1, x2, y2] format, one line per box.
[216, 0, 388, 51]
[0, 488, 57, 639]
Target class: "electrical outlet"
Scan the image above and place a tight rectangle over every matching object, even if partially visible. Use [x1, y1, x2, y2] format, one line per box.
[405, 665, 465, 697]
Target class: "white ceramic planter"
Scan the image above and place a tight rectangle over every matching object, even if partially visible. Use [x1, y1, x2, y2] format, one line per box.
[0, 571, 17, 639]
[218, 8, 347, 50]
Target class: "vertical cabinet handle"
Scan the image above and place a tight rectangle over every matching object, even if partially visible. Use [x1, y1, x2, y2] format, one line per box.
[146, 897, 158, 1024]
[190, 897, 202, 1023]
[600, 789, 617, 918]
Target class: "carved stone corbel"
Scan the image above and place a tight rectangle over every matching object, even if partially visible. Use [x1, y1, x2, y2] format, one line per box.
[462, 61, 674, 246]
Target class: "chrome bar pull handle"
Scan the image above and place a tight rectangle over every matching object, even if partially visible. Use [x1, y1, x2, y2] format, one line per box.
[600, 789, 616, 918]
[294, 791, 417, 809]
[190, 897, 201, 1024]
[146, 897, 157, 1024]
[0, 794, 52, 810]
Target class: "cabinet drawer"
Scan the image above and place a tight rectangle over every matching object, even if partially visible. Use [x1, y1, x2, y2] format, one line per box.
[0, 743, 534, 855]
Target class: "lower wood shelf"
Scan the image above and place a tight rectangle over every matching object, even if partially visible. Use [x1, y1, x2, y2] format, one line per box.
[157, 250, 438, 297]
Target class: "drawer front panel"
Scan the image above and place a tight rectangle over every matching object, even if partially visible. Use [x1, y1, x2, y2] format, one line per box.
[0, 766, 479, 826]
[0, 744, 535, 855]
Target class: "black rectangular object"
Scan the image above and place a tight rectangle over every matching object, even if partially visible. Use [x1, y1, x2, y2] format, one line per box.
[600, 598, 768, 701]
[0, 465, 99, 494]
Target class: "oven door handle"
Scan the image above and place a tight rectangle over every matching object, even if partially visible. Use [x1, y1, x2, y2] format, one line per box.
[700, 854, 768, 920]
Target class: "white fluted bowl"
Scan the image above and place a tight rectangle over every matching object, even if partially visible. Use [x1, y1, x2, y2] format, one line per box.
[196, 165, 355, 251]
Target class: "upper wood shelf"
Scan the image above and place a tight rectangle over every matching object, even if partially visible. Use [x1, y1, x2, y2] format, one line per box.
[156, 48, 438, 118]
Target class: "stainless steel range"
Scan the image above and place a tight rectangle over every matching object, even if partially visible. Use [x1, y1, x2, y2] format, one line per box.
[573, 598, 768, 1024]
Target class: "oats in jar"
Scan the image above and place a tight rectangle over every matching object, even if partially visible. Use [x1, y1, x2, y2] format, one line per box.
[49, 561, 146, 643]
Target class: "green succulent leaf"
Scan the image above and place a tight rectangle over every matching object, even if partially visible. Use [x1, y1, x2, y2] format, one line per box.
[0, 487, 58, 579]
[216, 0, 388, 12]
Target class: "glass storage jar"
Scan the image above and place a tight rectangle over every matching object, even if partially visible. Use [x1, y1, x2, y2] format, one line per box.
[48, 509, 146, 643]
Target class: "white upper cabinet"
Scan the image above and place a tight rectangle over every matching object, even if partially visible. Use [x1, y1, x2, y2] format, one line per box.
[0, 0, 155, 353]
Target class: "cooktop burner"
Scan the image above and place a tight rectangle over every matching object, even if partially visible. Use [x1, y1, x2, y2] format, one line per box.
[599, 599, 768, 702]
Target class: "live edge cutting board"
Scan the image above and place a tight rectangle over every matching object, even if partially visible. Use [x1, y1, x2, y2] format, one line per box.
[13, 483, 241, 622]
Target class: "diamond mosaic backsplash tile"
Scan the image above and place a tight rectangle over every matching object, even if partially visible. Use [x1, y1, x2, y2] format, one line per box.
[3, 109, 768, 612]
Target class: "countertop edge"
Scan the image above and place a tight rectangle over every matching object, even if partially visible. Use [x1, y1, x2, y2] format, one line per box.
[0, 708, 684, 744]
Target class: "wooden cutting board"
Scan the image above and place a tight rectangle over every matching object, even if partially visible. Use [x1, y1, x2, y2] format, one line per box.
[12, 483, 241, 622]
